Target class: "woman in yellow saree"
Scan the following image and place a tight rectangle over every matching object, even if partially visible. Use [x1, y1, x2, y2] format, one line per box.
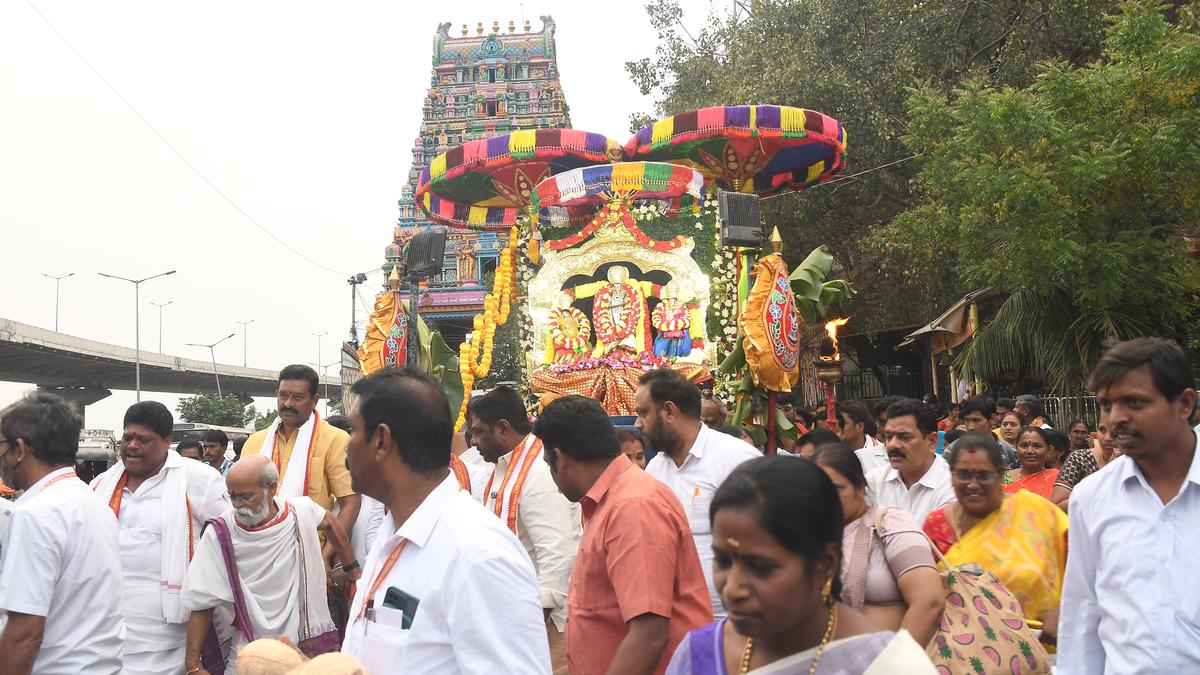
[923, 433, 1069, 642]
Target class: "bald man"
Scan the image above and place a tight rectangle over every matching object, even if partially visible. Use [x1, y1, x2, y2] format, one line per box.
[700, 398, 726, 430]
[182, 456, 360, 673]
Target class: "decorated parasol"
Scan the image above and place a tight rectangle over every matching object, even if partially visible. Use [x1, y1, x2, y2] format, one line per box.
[532, 161, 707, 252]
[415, 128, 623, 230]
[623, 104, 847, 196]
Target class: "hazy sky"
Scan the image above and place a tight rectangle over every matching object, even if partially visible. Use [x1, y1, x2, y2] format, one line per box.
[0, 1, 727, 430]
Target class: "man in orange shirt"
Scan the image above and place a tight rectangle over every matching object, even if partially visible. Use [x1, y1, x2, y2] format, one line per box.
[535, 395, 712, 675]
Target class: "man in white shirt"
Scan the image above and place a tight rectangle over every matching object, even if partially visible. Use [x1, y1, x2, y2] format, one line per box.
[865, 398, 955, 524]
[0, 392, 124, 675]
[184, 456, 360, 672]
[1058, 337, 1200, 674]
[837, 400, 887, 472]
[90, 401, 229, 675]
[341, 367, 550, 674]
[467, 385, 579, 674]
[638, 368, 760, 617]
[953, 397, 1019, 469]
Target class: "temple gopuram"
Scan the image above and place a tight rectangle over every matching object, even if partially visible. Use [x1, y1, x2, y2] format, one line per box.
[382, 17, 571, 346]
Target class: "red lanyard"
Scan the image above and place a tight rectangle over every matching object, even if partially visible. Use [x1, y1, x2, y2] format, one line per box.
[356, 538, 409, 621]
[42, 470, 78, 489]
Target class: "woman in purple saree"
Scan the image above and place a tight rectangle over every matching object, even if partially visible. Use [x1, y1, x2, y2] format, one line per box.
[665, 457, 934, 674]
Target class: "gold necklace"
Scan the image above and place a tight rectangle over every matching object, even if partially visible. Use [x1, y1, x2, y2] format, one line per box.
[739, 603, 839, 675]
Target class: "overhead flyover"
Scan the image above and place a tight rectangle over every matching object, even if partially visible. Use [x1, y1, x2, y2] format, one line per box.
[0, 317, 341, 410]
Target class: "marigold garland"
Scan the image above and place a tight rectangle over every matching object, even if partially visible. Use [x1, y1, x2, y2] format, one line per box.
[455, 225, 520, 430]
[548, 306, 591, 352]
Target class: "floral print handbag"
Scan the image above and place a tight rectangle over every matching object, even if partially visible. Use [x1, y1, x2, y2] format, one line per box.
[925, 548, 1053, 674]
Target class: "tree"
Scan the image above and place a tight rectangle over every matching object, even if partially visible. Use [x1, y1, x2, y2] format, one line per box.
[626, 0, 1117, 330]
[253, 409, 278, 432]
[177, 394, 255, 428]
[873, 2, 1200, 391]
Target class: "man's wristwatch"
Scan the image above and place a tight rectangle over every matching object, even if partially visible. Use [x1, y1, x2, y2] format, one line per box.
[342, 560, 360, 574]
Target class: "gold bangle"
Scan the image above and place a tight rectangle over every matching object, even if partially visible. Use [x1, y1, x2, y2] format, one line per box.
[186, 667, 203, 674]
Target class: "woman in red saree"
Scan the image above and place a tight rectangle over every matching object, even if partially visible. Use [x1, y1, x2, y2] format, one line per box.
[1003, 426, 1059, 499]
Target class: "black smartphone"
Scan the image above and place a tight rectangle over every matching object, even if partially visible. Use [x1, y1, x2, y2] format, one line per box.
[382, 586, 420, 629]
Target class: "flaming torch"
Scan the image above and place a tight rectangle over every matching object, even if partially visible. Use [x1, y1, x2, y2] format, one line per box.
[817, 318, 850, 430]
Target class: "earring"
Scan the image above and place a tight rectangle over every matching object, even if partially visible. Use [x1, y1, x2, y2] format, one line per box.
[821, 578, 833, 604]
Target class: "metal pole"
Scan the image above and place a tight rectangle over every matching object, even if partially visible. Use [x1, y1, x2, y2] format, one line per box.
[407, 278, 420, 367]
[211, 347, 222, 397]
[98, 270, 176, 401]
[189, 332, 234, 398]
[151, 301, 172, 353]
[237, 320, 254, 367]
[135, 282, 141, 401]
[313, 332, 327, 372]
[42, 273, 73, 332]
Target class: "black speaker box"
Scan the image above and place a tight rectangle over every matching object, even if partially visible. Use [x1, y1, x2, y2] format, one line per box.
[405, 230, 448, 280]
[718, 192, 764, 248]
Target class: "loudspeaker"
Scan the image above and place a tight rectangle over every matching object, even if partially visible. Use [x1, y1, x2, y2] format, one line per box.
[405, 230, 448, 280]
[718, 192, 764, 248]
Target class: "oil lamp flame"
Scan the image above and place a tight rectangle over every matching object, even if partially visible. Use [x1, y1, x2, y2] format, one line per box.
[823, 318, 850, 361]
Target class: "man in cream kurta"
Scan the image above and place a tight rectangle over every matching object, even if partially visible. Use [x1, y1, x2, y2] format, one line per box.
[468, 386, 580, 674]
[91, 401, 228, 675]
[183, 456, 360, 672]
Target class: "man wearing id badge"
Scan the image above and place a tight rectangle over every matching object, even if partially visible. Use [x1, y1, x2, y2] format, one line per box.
[341, 367, 550, 674]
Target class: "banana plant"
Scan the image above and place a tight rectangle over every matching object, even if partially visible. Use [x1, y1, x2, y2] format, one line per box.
[717, 245, 855, 445]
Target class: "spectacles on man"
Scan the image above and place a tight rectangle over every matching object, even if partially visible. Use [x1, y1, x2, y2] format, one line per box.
[951, 469, 1000, 485]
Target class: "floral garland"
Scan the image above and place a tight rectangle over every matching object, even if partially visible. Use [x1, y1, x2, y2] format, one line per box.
[651, 301, 696, 333]
[710, 240, 740, 361]
[592, 282, 642, 344]
[548, 307, 591, 351]
[546, 201, 689, 252]
[455, 225, 519, 430]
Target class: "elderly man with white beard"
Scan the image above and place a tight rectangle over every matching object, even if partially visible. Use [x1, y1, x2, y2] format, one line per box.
[182, 455, 361, 674]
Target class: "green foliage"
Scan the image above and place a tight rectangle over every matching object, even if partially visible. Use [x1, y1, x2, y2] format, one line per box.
[628, 0, 1116, 330]
[253, 410, 278, 432]
[472, 269, 524, 390]
[789, 245, 857, 324]
[882, 2, 1200, 391]
[177, 394, 254, 428]
[427, 330, 465, 418]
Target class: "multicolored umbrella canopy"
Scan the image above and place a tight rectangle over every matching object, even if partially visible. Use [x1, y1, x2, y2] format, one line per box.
[415, 128, 622, 230]
[532, 161, 705, 210]
[623, 105, 847, 196]
[533, 162, 708, 252]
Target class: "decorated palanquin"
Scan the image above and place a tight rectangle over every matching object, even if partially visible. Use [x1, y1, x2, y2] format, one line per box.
[526, 162, 714, 415]
[364, 101, 848, 428]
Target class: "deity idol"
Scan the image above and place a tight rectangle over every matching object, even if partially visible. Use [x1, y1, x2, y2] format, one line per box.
[544, 293, 591, 363]
[651, 282, 700, 359]
[567, 264, 660, 358]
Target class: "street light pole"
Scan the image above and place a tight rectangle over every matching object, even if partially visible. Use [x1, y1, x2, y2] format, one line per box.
[98, 270, 176, 401]
[309, 360, 339, 417]
[41, 272, 74, 332]
[312, 332, 327, 373]
[187, 332, 236, 398]
[236, 319, 255, 367]
[150, 300, 173, 353]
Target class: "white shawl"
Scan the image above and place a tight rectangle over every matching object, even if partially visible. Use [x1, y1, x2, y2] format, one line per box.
[183, 497, 333, 658]
[258, 412, 318, 498]
[93, 449, 194, 623]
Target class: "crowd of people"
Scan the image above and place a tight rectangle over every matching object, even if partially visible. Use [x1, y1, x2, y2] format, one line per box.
[0, 336, 1197, 674]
